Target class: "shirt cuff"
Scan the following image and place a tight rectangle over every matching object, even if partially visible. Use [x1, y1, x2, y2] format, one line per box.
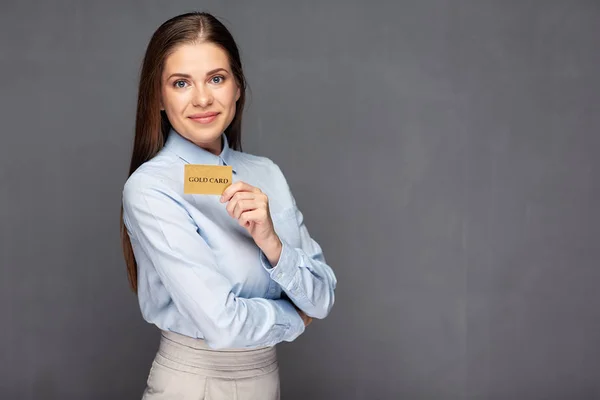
[260, 238, 299, 290]
[272, 299, 306, 343]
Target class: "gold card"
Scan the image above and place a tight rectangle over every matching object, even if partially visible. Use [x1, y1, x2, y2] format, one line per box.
[184, 164, 232, 195]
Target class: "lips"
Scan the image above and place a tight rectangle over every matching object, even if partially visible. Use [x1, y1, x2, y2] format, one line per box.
[189, 112, 220, 124]
[189, 112, 219, 118]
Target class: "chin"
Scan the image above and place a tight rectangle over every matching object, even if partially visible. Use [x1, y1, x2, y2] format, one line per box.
[183, 125, 222, 143]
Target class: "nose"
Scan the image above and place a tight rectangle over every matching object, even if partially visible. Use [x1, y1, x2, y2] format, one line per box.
[192, 83, 213, 107]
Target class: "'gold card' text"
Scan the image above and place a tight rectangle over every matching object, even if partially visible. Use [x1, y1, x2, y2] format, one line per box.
[184, 165, 232, 195]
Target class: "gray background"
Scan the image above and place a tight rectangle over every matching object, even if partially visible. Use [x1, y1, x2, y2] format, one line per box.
[1, 1, 599, 399]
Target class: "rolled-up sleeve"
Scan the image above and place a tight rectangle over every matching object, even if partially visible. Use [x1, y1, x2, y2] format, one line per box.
[259, 167, 337, 319]
[122, 178, 305, 349]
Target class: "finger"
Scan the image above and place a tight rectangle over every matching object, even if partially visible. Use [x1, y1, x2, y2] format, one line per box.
[220, 181, 262, 203]
[226, 192, 256, 216]
[229, 193, 269, 219]
[233, 199, 260, 220]
[238, 209, 266, 227]
[220, 181, 244, 203]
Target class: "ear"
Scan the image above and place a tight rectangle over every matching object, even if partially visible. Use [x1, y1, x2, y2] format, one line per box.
[235, 86, 241, 102]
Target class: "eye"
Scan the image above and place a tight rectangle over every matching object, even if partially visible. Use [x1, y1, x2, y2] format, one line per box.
[173, 80, 189, 89]
[211, 75, 226, 84]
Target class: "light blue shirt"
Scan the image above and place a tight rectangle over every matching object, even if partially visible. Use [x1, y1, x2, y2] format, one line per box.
[122, 129, 337, 349]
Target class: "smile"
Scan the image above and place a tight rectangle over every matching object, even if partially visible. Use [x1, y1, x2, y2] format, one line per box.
[189, 113, 220, 124]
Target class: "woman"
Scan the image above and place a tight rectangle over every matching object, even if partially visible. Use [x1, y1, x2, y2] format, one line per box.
[120, 11, 337, 399]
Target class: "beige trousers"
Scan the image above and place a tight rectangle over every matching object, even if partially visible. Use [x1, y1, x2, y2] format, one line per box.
[142, 331, 280, 400]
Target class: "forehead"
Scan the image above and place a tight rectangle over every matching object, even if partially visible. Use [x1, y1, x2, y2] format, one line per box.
[163, 42, 231, 76]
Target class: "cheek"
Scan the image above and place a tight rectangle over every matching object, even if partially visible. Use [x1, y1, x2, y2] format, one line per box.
[162, 90, 189, 112]
[226, 94, 238, 118]
[228, 90, 239, 113]
[219, 86, 239, 107]
[215, 90, 238, 121]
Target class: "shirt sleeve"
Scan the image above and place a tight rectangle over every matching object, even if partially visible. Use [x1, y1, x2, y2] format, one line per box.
[122, 178, 305, 350]
[259, 166, 337, 320]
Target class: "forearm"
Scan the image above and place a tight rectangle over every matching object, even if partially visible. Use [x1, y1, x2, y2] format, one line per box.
[260, 238, 336, 319]
[198, 296, 305, 349]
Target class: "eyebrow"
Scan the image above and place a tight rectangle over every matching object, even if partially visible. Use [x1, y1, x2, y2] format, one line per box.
[166, 68, 229, 80]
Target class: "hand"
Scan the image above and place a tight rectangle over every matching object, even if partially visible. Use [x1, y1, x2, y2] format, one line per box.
[220, 181, 282, 260]
[295, 307, 313, 327]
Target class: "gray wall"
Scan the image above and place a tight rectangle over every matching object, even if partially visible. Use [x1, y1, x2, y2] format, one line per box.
[1, 1, 599, 399]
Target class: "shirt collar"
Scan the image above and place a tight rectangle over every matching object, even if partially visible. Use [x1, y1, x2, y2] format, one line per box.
[164, 128, 237, 174]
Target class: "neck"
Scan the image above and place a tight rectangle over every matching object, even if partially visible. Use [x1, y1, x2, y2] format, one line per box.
[200, 135, 223, 156]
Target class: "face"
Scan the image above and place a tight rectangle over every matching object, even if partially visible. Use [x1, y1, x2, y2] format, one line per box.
[160, 41, 240, 155]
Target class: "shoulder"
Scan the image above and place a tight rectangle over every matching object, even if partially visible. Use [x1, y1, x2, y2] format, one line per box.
[231, 149, 288, 183]
[122, 151, 182, 206]
[232, 149, 297, 212]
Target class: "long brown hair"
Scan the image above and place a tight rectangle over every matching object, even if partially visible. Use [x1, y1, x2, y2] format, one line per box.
[120, 12, 248, 292]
